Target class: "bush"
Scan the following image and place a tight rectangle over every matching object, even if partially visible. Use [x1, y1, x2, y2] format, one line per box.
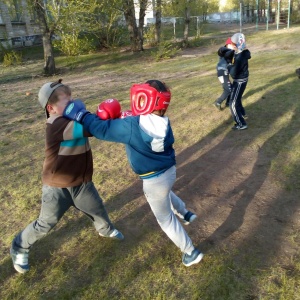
[2, 50, 22, 67]
[53, 33, 96, 56]
[144, 24, 157, 47]
[151, 40, 180, 61]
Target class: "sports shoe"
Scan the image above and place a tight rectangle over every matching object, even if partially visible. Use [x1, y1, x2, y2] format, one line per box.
[10, 247, 30, 274]
[243, 114, 248, 119]
[182, 248, 204, 267]
[213, 102, 222, 110]
[232, 124, 247, 130]
[182, 211, 197, 225]
[99, 229, 124, 240]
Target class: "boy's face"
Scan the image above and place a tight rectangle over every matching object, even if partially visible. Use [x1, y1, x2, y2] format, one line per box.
[47, 92, 71, 116]
[227, 43, 236, 51]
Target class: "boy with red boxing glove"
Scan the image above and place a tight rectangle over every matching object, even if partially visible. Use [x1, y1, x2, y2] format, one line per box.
[213, 37, 235, 110]
[63, 80, 204, 267]
[10, 79, 124, 274]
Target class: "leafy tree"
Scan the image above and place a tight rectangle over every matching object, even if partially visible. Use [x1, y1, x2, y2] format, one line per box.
[137, 0, 148, 50]
[121, 0, 139, 51]
[162, 0, 219, 43]
[183, 0, 192, 46]
[154, 0, 162, 44]
[29, 0, 57, 75]
[53, 0, 125, 50]
[121, 0, 149, 52]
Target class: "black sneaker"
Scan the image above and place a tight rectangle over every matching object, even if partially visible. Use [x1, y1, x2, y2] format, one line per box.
[182, 211, 197, 225]
[213, 102, 222, 110]
[182, 248, 204, 267]
[232, 124, 248, 130]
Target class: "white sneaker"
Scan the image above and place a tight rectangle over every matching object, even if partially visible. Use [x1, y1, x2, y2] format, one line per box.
[182, 248, 204, 267]
[182, 211, 197, 225]
[99, 229, 124, 240]
[10, 247, 30, 274]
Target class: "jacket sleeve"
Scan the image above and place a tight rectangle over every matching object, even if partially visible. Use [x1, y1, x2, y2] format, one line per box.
[229, 56, 241, 78]
[82, 114, 132, 144]
[217, 46, 228, 57]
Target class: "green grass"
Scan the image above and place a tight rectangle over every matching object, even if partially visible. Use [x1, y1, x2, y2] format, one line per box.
[1, 24, 300, 299]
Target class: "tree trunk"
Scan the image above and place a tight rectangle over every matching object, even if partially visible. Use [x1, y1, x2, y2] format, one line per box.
[138, 0, 148, 51]
[155, 0, 161, 44]
[183, 4, 190, 47]
[122, 0, 139, 52]
[269, 0, 273, 22]
[33, 0, 56, 75]
[43, 32, 56, 75]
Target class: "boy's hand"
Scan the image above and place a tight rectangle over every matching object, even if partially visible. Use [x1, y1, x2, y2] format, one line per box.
[96, 99, 121, 120]
[63, 99, 90, 123]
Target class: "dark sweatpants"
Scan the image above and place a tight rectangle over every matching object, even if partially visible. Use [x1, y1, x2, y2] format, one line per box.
[216, 70, 232, 105]
[229, 78, 248, 126]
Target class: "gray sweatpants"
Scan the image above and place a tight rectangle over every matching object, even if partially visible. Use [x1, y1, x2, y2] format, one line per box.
[12, 182, 115, 253]
[143, 166, 195, 254]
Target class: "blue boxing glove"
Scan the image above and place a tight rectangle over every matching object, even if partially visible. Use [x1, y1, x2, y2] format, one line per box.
[63, 99, 90, 123]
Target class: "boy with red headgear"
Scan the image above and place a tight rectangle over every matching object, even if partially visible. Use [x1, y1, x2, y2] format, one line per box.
[63, 80, 204, 267]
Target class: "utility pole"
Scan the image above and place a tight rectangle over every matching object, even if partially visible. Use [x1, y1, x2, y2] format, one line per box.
[240, 1, 243, 32]
[256, 0, 259, 30]
[287, 0, 291, 29]
[266, 0, 269, 30]
[277, 0, 280, 30]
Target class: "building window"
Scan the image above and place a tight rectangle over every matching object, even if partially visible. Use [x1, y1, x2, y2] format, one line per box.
[6, 0, 23, 23]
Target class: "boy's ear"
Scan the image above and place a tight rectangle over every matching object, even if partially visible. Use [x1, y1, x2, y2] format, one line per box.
[46, 103, 55, 114]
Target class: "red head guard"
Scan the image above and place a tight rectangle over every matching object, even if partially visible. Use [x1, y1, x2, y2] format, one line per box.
[225, 37, 232, 45]
[130, 80, 171, 116]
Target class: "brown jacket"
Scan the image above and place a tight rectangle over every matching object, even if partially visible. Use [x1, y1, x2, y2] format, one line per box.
[42, 115, 93, 187]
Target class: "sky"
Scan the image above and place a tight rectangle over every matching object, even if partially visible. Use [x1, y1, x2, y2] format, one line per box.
[219, 0, 227, 8]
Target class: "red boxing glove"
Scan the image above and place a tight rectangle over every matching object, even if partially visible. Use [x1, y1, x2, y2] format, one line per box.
[120, 110, 133, 119]
[96, 99, 121, 120]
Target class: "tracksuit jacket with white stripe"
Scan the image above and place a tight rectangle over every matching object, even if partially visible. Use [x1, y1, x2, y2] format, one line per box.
[228, 49, 251, 80]
[228, 49, 251, 126]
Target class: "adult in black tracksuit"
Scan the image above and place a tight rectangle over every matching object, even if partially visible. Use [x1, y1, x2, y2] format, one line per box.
[228, 33, 251, 130]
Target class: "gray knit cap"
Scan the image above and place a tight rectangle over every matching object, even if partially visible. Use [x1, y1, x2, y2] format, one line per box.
[231, 33, 246, 52]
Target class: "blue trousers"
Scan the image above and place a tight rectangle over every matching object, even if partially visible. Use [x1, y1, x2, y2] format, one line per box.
[216, 71, 232, 105]
[12, 182, 115, 253]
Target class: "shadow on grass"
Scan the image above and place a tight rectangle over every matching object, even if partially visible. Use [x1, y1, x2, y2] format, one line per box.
[171, 74, 299, 296]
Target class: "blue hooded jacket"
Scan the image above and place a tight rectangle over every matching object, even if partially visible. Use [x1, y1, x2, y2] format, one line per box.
[82, 114, 176, 178]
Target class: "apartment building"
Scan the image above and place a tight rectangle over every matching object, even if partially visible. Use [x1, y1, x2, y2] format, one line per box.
[0, 0, 42, 48]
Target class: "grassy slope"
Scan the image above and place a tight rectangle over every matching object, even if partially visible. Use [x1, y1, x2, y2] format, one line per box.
[0, 25, 300, 299]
